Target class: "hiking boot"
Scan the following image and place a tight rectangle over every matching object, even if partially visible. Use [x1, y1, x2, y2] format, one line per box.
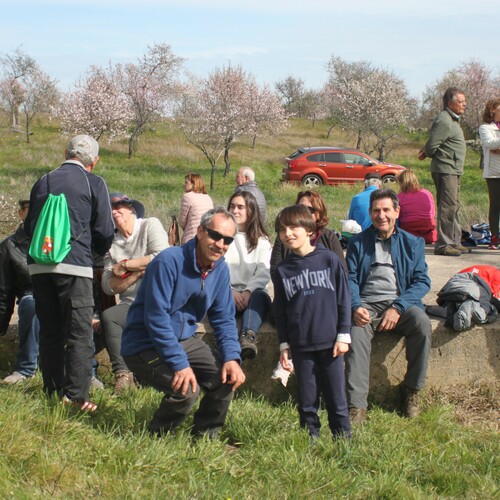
[434, 246, 461, 257]
[348, 407, 367, 424]
[453, 245, 472, 254]
[240, 330, 258, 360]
[400, 385, 420, 419]
[114, 370, 136, 394]
[2, 371, 30, 385]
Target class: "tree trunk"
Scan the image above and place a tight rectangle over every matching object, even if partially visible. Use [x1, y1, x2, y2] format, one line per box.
[378, 142, 386, 161]
[210, 161, 216, 191]
[11, 105, 20, 129]
[223, 147, 231, 177]
[326, 124, 335, 139]
[356, 130, 362, 150]
[128, 129, 141, 159]
[252, 135, 257, 148]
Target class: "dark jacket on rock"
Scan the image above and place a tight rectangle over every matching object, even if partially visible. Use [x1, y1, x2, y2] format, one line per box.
[437, 272, 499, 331]
[0, 224, 32, 334]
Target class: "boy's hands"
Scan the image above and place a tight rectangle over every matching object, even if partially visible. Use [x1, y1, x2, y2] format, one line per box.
[333, 341, 349, 358]
[280, 348, 293, 372]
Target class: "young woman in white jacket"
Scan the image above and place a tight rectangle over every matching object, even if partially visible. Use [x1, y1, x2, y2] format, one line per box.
[226, 190, 272, 360]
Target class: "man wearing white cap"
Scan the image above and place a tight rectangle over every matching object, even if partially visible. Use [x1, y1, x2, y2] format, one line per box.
[25, 135, 115, 411]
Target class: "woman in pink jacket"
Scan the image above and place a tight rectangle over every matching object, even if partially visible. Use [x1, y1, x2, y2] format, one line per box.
[179, 173, 214, 244]
[397, 170, 437, 244]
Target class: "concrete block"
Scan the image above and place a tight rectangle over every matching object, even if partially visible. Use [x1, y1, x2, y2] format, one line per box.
[199, 318, 500, 403]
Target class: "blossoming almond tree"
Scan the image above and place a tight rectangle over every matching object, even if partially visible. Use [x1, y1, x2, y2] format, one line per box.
[117, 43, 184, 158]
[54, 64, 133, 142]
[176, 64, 287, 187]
[21, 67, 59, 143]
[420, 60, 500, 138]
[326, 56, 413, 160]
[0, 47, 59, 141]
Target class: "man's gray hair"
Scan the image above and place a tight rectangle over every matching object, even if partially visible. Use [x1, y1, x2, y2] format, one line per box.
[66, 134, 99, 167]
[240, 166, 255, 182]
[200, 206, 237, 231]
[442, 87, 465, 110]
[364, 178, 382, 188]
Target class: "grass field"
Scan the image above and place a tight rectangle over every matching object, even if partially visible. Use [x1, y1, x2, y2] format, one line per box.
[0, 375, 498, 498]
[0, 117, 498, 498]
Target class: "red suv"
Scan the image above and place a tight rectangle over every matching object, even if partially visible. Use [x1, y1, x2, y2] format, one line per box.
[282, 147, 406, 187]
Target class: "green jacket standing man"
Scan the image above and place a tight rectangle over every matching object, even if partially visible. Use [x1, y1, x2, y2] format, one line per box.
[418, 87, 467, 257]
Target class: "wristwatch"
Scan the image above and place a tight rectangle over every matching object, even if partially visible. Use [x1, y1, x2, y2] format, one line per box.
[391, 303, 403, 314]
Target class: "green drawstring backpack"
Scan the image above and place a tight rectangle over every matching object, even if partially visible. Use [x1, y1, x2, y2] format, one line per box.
[28, 174, 72, 265]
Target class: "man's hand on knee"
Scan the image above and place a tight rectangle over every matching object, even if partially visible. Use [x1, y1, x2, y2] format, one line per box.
[353, 307, 371, 326]
[221, 360, 246, 391]
[379, 307, 401, 331]
[172, 367, 197, 396]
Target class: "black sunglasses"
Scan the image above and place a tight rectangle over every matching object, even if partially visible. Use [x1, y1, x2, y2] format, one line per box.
[299, 204, 317, 214]
[204, 227, 234, 245]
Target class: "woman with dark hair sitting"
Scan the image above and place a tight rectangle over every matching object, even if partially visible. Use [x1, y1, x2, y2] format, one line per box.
[226, 191, 272, 360]
[270, 190, 346, 279]
[397, 170, 437, 244]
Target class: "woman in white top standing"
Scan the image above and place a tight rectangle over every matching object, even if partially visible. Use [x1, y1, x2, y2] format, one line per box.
[226, 191, 272, 360]
[179, 173, 214, 244]
[479, 98, 500, 249]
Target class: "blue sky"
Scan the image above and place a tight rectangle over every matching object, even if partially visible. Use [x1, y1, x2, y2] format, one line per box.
[1, 0, 497, 98]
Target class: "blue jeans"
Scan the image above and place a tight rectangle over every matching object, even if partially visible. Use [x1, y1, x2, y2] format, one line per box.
[240, 289, 271, 333]
[16, 295, 40, 377]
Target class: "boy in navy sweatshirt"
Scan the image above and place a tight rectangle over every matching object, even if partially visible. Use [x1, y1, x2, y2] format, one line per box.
[272, 205, 351, 438]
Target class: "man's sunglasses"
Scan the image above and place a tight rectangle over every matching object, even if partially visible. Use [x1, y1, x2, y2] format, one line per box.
[299, 204, 317, 214]
[204, 227, 234, 245]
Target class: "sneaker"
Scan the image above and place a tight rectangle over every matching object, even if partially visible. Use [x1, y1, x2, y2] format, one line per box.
[62, 395, 97, 413]
[488, 236, 500, 250]
[114, 370, 136, 394]
[434, 246, 462, 257]
[240, 330, 258, 360]
[2, 371, 29, 385]
[90, 376, 104, 390]
[348, 407, 367, 424]
[400, 385, 420, 419]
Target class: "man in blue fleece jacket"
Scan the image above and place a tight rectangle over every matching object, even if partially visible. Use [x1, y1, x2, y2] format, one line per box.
[346, 189, 432, 423]
[122, 207, 245, 438]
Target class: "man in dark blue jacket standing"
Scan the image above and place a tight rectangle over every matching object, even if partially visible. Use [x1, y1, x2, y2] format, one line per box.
[25, 135, 114, 410]
[346, 189, 432, 423]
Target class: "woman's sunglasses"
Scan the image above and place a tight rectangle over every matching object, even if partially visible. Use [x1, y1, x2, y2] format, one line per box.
[299, 204, 317, 214]
[204, 227, 234, 245]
